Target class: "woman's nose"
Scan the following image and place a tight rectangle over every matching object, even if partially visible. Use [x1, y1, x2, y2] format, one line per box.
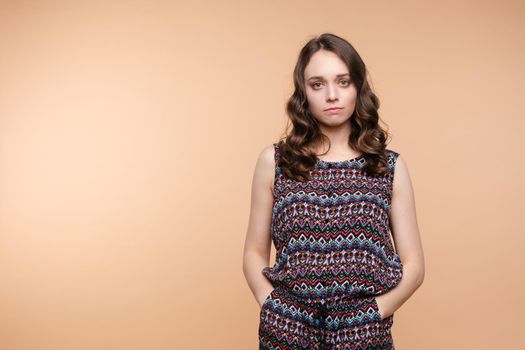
[326, 84, 338, 101]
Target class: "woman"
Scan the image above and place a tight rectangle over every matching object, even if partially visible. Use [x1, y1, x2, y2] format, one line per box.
[242, 33, 425, 350]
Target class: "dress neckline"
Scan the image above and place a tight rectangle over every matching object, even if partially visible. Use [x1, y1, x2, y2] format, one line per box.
[316, 153, 365, 166]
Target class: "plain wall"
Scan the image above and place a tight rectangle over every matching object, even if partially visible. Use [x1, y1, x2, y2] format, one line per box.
[1, 0, 524, 349]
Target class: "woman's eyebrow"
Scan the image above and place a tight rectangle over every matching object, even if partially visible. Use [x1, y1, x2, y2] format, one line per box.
[307, 73, 350, 81]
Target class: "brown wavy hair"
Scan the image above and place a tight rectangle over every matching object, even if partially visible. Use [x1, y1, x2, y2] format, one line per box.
[277, 33, 393, 181]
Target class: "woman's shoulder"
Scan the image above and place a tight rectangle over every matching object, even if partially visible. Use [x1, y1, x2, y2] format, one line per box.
[255, 143, 280, 175]
[385, 148, 401, 161]
[252, 144, 279, 196]
[257, 144, 276, 164]
[385, 148, 400, 158]
[384, 148, 401, 172]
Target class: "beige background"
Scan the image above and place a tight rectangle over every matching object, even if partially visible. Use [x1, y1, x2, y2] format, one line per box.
[1, 0, 524, 349]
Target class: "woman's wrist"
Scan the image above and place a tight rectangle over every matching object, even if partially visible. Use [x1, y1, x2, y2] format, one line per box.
[258, 287, 275, 307]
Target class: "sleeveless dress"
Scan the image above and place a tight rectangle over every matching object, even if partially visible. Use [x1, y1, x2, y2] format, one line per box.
[258, 142, 403, 350]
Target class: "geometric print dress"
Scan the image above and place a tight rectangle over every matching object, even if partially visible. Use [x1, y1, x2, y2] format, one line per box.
[259, 143, 404, 350]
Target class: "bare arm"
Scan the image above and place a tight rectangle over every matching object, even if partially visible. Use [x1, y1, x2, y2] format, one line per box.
[375, 154, 426, 319]
[242, 144, 276, 308]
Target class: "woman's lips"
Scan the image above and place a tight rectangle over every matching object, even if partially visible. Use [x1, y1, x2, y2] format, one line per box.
[325, 108, 343, 114]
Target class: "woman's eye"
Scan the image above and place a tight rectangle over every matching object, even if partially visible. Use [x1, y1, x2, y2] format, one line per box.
[311, 80, 350, 89]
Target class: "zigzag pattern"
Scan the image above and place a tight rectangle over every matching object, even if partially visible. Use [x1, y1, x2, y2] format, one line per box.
[262, 143, 403, 300]
[259, 143, 401, 349]
[260, 286, 394, 349]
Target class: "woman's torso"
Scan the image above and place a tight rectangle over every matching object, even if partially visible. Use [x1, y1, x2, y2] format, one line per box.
[262, 142, 403, 301]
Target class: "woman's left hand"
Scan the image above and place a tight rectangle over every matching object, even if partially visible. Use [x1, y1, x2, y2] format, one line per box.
[374, 295, 391, 320]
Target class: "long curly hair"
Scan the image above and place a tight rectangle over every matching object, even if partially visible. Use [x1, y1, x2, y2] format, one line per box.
[277, 33, 393, 181]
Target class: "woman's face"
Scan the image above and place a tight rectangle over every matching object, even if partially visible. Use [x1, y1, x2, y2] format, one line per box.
[303, 50, 357, 129]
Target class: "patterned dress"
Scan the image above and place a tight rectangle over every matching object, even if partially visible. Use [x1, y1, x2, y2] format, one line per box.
[259, 143, 403, 350]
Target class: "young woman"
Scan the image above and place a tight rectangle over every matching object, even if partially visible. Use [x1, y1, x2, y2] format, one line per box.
[242, 33, 425, 350]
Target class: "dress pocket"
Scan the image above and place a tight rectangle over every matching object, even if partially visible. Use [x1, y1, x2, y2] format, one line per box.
[260, 288, 277, 313]
[371, 296, 383, 321]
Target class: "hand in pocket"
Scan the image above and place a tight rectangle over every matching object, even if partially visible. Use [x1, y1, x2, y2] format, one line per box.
[372, 296, 383, 321]
[259, 288, 275, 309]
